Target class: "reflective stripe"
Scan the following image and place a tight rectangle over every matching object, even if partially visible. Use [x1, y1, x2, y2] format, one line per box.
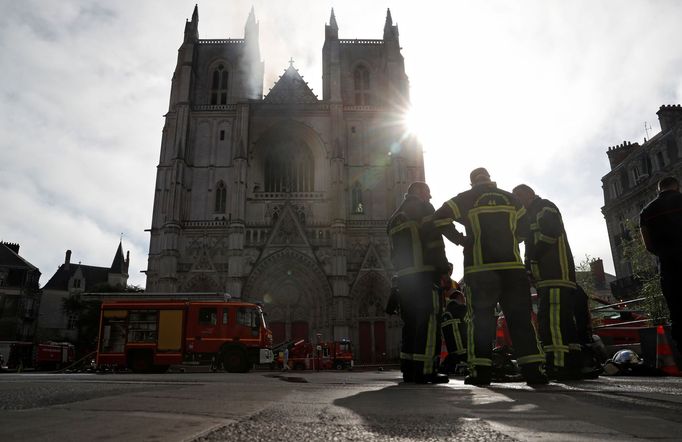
[400, 352, 414, 360]
[549, 288, 565, 367]
[463, 262, 525, 275]
[446, 199, 461, 220]
[558, 234, 569, 281]
[535, 232, 557, 244]
[442, 318, 465, 354]
[465, 285, 476, 367]
[422, 287, 439, 374]
[426, 240, 443, 249]
[536, 280, 576, 289]
[517, 354, 546, 365]
[544, 344, 570, 352]
[568, 343, 582, 352]
[433, 218, 453, 228]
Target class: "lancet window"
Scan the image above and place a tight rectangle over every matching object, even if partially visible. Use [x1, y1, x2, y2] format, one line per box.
[353, 65, 371, 105]
[210, 64, 229, 105]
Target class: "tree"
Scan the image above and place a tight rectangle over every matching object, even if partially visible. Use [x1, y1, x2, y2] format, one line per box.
[620, 219, 668, 324]
[61, 283, 143, 356]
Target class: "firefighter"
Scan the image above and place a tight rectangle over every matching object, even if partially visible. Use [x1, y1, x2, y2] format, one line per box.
[433, 168, 547, 386]
[387, 182, 464, 383]
[441, 287, 468, 372]
[512, 184, 581, 380]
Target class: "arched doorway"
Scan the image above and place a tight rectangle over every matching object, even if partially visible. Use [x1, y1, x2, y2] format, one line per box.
[243, 249, 332, 346]
[351, 271, 395, 364]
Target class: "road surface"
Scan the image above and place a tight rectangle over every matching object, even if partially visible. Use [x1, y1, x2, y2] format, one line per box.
[1, 369, 682, 441]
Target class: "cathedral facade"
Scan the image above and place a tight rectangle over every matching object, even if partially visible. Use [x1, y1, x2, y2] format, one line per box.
[145, 6, 425, 362]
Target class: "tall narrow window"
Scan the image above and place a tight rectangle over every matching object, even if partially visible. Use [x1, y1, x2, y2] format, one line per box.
[353, 65, 370, 105]
[210, 64, 229, 105]
[352, 182, 364, 214]
[215, 181, 227, 213]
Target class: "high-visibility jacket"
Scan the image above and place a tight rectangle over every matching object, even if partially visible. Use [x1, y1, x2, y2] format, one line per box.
[524, 196, 576, 289]
[433, 182, 528, 275]
[387, 194, 449, 277]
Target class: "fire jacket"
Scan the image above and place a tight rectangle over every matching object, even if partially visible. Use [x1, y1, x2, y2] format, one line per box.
[524, 196, 576, 289]
[433, 182, 528, 275]
[387, 194, 449, 278]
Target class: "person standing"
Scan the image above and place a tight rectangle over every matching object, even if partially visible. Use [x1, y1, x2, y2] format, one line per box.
[434, 168, 547, 386]
[387, 182, 461, 383]
[513, 184, 581, 379]
[640, 176, 682, 353]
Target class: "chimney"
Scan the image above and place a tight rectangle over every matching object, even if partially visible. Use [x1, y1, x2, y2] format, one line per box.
[606, 141, 638, 170]
[657, 104, 682, 132]
[65, 250, 72, 269]
[590, 258, 606, 290]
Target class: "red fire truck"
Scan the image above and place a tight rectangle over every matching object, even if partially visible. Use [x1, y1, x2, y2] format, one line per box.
[2, 341, 75, 370]
[96, 295, 273, 373]
[279, 339, 353, 370]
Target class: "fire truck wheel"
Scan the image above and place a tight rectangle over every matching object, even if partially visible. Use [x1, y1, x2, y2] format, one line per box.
[334, 362, 344, 370]
[223, 348, 248, 373]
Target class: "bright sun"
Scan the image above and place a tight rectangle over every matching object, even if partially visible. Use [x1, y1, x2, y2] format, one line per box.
[403, 106, 425, 138]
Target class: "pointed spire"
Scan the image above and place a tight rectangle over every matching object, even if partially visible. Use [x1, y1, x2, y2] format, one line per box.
[326, 7, 339, 40]
[245, 5, 258, 35]
[184, 4, 199, 43]
[192, 4, 198, 22]
[383, 8, 399, 42]
[247, 6, 256, 25]
[330, 8, 338, 30]
[110, 240, 126, 273]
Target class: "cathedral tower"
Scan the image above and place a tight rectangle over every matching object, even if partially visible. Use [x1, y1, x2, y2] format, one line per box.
[145, 7, 424, 363]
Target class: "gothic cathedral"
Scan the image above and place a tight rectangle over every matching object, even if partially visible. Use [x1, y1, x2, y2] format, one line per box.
[145, 6, 425, 363]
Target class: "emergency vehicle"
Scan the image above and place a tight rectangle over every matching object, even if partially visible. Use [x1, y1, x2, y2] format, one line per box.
[95, 294, 273, 373]
[1, 341, 75, 370]
[279, 339, 353, 370]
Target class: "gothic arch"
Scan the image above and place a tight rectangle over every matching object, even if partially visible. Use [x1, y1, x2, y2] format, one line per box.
[182, 273, 218, 292]
[349, 271, 399, 363]
[243, 249, 333, 342]
[250, 121, 330, 194]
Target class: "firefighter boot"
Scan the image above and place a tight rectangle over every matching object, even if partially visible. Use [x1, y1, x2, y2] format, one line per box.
[464, 365, 492, 386]
[401, 360, 415, 383]
[521, 363, 549, 386]
[416, 373, 449, 384]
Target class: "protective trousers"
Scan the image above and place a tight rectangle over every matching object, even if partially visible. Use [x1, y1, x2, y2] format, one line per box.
[442, 301, 467, 360]
[464, 269, 545, 371]
[537, 286, 579, 368]
[660, 255, 682, 352]
[398, 272, 442, 377]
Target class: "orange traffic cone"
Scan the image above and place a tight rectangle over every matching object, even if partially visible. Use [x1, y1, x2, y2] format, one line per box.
[656, 325, 681, 376]
[439, 341, 448, 364]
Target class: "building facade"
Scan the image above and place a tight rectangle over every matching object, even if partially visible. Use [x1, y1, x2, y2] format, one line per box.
[38, 244, 129, 342]
[601, 105, 682, 296]
[0, 242, 41, 344]
[144, 7, 423, 362]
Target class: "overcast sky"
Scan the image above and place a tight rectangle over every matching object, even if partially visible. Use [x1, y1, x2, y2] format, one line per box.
[1, 0, 681, 288]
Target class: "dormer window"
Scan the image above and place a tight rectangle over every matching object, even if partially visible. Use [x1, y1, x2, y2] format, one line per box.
[73, 279, 81, 289]
[210, 64, 228, 105]
[353, 65, 370, 105]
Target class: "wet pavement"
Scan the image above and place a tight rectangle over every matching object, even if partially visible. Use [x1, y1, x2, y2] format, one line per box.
[1, 370, 682, 441]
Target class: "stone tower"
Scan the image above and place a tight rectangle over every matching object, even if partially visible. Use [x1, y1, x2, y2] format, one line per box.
[145, 7, 424, 363]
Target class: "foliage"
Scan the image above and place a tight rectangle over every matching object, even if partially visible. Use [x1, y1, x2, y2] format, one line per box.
[620, 219, 669, 324]
[575, 254, 597, 298]
[61, 283, 144, 356]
